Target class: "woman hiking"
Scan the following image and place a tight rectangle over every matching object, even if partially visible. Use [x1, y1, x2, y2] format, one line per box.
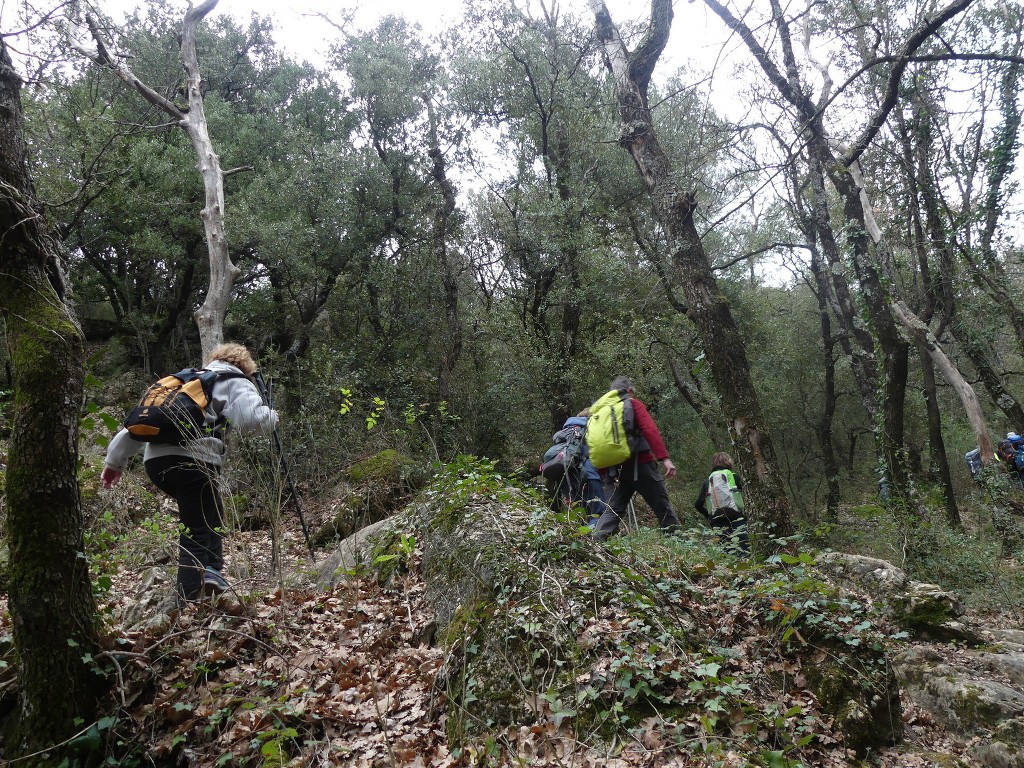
[101, 343, 278, 603]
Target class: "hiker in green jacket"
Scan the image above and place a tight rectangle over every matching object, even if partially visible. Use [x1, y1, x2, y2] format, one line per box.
[695, 451, 749, 554]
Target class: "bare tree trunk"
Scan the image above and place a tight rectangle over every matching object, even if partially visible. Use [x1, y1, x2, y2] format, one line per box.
[664, 354, 729, 448]
[951, 319, 1024, 432]
[807, 249, 842, 520]
[892, 301, 994, 464]
[0, 37, 102, 763]
[702, 0, 974, 504]
[426, 97, 463, 449]
[903, 89, 1024, 435]
[918, 348, 961, 526]
[591, 0, 792, 547]
[68, 0, 239, 361]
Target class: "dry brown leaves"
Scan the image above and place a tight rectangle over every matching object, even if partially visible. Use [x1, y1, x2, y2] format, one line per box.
[0, 514, 991, 767]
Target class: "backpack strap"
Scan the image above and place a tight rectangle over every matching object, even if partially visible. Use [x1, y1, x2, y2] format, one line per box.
[197, 368, 250, 437]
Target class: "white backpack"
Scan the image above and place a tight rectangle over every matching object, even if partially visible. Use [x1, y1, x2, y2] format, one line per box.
[706, 469, 744, 513]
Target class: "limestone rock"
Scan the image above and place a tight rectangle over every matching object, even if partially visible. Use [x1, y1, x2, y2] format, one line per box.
[974, 717, 1024, 768]
[314, 514, 409, 589]
[117, 567, 179, 633]
[816, 552, 909, 594]
[817, 553, 971, 641]
[896, 647, 1024, 732]
[311, 450, 426, 546]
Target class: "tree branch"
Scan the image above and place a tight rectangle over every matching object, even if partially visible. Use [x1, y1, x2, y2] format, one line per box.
[842, 0, 975, 165]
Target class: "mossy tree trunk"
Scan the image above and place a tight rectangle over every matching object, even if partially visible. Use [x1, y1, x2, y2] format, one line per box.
[590, 0, 793, 548]
[0, 37, 102, 761]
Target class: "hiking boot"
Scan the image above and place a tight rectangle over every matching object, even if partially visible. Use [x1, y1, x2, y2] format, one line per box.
[201, 567, 229, 597]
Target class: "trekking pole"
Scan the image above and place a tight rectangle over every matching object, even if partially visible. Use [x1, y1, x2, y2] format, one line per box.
[253, 371, 316, 562]
[627, 499, 639, 531]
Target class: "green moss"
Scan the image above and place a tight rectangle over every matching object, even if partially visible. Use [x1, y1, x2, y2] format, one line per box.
[848, 503, 885, 518]
[953, 685, 1006, 728]
[224, 494, 250, 516]
[345, 449, 416, 485]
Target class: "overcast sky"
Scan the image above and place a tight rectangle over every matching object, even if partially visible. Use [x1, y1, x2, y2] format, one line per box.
[0, 0, 745, 118]
[82, 0, 734, 93]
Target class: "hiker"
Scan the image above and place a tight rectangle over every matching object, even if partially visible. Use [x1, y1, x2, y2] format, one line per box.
[964, 447, 982, 481]
[100, 343, 278, 603]
[556, 409, 608, 524]
[695, 452, 749, 555]
[590, 376, 680, 541]
[1003, 434, 1024, 488]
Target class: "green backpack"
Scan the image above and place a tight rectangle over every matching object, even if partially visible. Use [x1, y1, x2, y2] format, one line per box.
[585, 388, 637, 469]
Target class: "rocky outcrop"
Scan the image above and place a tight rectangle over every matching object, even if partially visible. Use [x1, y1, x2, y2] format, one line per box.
[816, 552, 980, 644]
[319, 466, 903, 758]
[314, 514, 410, 588]
[310, 450, 425, 547]
[817, 553, 1024, 766]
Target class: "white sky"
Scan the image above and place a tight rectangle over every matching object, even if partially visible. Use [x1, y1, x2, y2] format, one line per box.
[73, 0, 740, 110]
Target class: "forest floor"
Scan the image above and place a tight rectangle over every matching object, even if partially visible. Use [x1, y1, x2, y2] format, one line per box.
[0, 494, 1006, 767]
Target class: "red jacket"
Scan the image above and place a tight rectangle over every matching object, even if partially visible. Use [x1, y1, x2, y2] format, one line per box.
[632, 397, 669, 465]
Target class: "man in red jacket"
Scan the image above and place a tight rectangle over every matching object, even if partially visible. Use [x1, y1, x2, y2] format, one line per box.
[592, 376, 681, 541]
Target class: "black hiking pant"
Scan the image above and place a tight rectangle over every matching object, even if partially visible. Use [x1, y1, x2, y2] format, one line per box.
[709, 506, 749, 555]
[145, 455, 225, 601]
[592, 460, 680, 541]
[549, 468, 609, 524]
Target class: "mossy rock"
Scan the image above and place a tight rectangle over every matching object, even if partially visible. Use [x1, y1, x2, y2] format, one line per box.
[314, 451, 428, 547]
[313, 515, 411, 589]
[889, 583, 981, 643]
[896, 649, 1024, 733]
[952, 682, 1024, 730]
[310, 496, 359, 547]
[974, 717, 1024, 767]
[413, 463, 705, 747]
[344, 449, 423, 487]
[800, 639, 902, 756]
[312, 490, 386, 547]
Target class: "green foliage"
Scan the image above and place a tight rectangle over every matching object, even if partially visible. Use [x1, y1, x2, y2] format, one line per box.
[421, 460, 899, 762]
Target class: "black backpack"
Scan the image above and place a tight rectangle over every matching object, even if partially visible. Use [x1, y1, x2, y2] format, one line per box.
[123, 368, 244, 444]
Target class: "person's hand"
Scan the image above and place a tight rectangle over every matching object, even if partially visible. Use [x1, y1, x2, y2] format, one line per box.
[100, 467, 122, 489]
[662, 459, 677, 479]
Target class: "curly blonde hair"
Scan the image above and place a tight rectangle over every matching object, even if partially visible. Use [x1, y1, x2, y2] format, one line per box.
[207, 342, 258, 376]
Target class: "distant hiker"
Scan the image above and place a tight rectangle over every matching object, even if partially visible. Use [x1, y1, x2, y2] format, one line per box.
[101, 343, 279, 604]
[558, 410, 609, 523]
[1003, 434, 1024, 489]
[540, 410, 607, 523]
[964, 447, 982, 481]
[695, 452, 749, 555]
[589, 376, 680, 541]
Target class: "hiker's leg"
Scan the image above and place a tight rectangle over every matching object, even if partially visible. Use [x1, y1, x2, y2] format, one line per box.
[708, 509, 729, 544]
[709, 507, 748, 554]
[147, 457, 223, 600]
[592, 474, 631, 541]
[635, 461, 681, 533]
[178, 462, 225, 573]
[723, 507, 750, 554]
[146, 456, 202, 600]
[583, 477, 608, 524]
[566, 468, 588, 523]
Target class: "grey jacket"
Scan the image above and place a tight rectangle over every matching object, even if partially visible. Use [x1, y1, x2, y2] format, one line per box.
[104, 361, 278, 470]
